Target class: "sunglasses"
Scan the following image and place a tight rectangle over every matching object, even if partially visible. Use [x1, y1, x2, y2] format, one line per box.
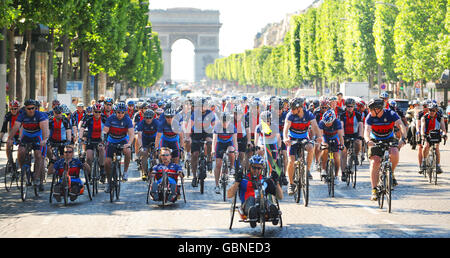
[94, 111, 102, 113]
[161, 154, 171, 157]
[106, 103, 112, 106]
[346, 106, 354, 108]
[26, 107, 36, 110]
[64, 151, 73, 154]
[116, 111, 125, 114]
[430, 109, 437, 112]
[251, 166, 263, 170]
[321, 107, 328, 109]
[11, 108, 18, 111]
[165, 116, 174, 119]
[54, 111, 62, 114]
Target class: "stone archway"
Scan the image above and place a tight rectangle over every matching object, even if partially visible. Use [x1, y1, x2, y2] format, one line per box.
[149, 8, 222, 82]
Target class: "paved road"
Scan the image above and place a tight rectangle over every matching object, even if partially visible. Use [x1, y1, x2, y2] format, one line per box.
[0, 143, 449, 238]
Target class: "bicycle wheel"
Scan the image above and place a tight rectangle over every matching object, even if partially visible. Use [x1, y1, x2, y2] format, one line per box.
[433, 162, 438, 185]
[327, 159, 335, 197]
[20, 166, 29, 202]
[110, 163, 116, 203]
[84, 169, 92, 201]
[92, 158, 98, 196]
[294, 162, 301, 203]
[229, 193, 237, 230]
[301, 163, 309, 207]
[146, 177, 153, 204]
[49, 173, 56, 203]
[115, 161, 121, 200]
[352, 155, 357, 188]
[181, 177, 186, 203]
[162, 174, 167, 207]
[259, 194, 266, 236]
[62, 174, 69, 206]
[378, 173, 385, 209]
[4, 162, 14, 192]
[185, 160, 191, 178]
[386, 166, 392, 213]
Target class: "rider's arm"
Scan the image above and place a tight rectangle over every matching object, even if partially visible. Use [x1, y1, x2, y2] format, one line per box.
[440, 119, 447, 135]
[7, 121, 21, 142]
[338, 128, 345, 146]
[138, 131, 143, 148]
[394, 118, 406, 139]
[358, 121, 364, 138]
[233, 133, 238, 153]
[211, 133, 217, 155]
[310, 119, 322, 143]
[283, 120, 291, 143]
[155, 132, 162, 149]
[40, 119, 49, 144]
[364, 124, 372, 144]
[420, 117, 426, 136]
[66, 128, 72, 143]
[227, 182, 240, 199]
[126, 127, 135, 148]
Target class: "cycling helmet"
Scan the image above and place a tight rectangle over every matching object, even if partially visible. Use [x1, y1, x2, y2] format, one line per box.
[127, 100, 135, 106]
[114, 102, 127, 112]
[322, 110, 336, 124]
[86, 106, 93, 113]
[345, 98, 356, 106]
[61, 104, 71, 114]
[329, 96, 337, 101]
[53, 105, 64, 113]
[368, 98, 384, 110]
[93, 103, 103, 111]
[380, 92, 389, 99]
[260, 111, 272, 123]
[313, 99, 320, 108]
[389, 100, 397, 108]
[290, 98, 305, 109]
[144, 110, 155, 118]
[105, 97, 114, 104]
[9, 100, 20, 108]
[24, 99, 36, 106]
[429, 102, 438, 110]
[249, 155, 265, 165]
[149, 103, 158, 110]
[164, 108, 176, 117]
[320, 99, 330, 107]
[52, 99, 60, 106]
[359, 100, 366, 107]
[155, 108, 164, 115]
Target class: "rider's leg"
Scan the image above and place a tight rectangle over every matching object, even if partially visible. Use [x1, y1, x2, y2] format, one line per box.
[123, 146, 131, 174]
[33, 148, 44, 184]
[141, 149, 149, 176]
[305, 143, 314, 173]
[214, 158, 222, 187]
[334, 151, 341, 177]
[86, 149, 94, 177]
[287, 155, 295, 185]
[389, 147, 400, 172]
[370, 155, 382, 189]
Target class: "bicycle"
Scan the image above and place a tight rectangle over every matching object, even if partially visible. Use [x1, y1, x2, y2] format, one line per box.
[88, 140, 103, 196]
[4, 144, 19, 192]
[291, 139, 310, 206]
[219, 149, 234, 202]
[423, 131, 446, 185]
[373, 139, 398, 213]
[320, 139, 342, 197]
[19, 142, 40, 201]
[343, 137, 359, 188]
[195, 140, 208, 194]
[229, 174, 282, 236]
[109, 143, 124, 202]
[138, 143, 157, 181]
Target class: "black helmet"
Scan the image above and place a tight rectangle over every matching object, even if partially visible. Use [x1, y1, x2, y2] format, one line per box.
[290, 98, 304, 109]
[345, 98, 356, 106]
[53, 105, 64, 113]
[24, 99, 36, 106]
[368, 98, 384, 110]
[144, 110, 155, 119]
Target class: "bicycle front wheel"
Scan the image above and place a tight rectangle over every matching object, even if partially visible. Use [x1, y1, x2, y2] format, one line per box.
[327, 159, 335, 197]
[115, 161, 121, 200]
[4, 162, 14, 192]
[387, 167, 392, 213]
[20, 166, 29, 202]
[294, 162, 301, 203]
[301, 166, 309, 207]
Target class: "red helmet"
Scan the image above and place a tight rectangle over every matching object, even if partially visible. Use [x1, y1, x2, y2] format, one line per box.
[9, 100, 20, 108]
[150, 103, 158, 110]
[93, 103, 103, 111]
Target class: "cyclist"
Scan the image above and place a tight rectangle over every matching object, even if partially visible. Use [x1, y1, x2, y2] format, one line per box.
[127, 100, 136, 119]
[149, 147, 183, 203]
[103, 102, 134, 191]
[313, 98, 330, 172]
[364, 98, 406, 201]
[80, 103, 106, 182]
[227, 154, 283, 228]
[380, 92, 390, 109]
[389, 100, 408, 143]
[416, 100, 431, 172]
[71, 103, 86, 144]
[52, 145, 90, 202]
[46, 99, 61, 117]
[212, 112, 238, 194]
[1, 100, 21, 163]
[47, 105, 72, 176]
[103, 98, 114, 118]
[420, 102, 447, 174]
[254, 111, 281, 178]
[275, 98, 289, 185]
[339, 98, 363, 181]
[136, 110, 158, 180]
[7, 99, 49, 191]
[283, 98, 322, 195]
[188, 98, 215, 187]
[336, 92, 345, 108]
[155, 108, 184, 164]
[233, 105, 251, 171]
[318, 110, 344, 181]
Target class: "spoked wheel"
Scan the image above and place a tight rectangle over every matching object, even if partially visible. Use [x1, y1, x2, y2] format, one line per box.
[62, 174, 69, 206]
[229, 194, 237, 230]
[20, 167, 29, 202]
[259, 195, 266, 237]
[181, 177, 186, 203]
[378, 175, 385, 210]
[301, 165, 309, 207]
[146, 177, 153, 204]
[4, 162, 16, 192]
[386, 168, 392, 213]
[352, 156, 357, 188]
[49, 173, 57, 203]
[327, 159, 335, 197]
[91, 159, 98, 196]
[115, 161, 121, 200]
[84, 170, 92, 201]
[110, 164, 116, 203]
[275, 199, 282, 228]
[294, 163, 301, 203]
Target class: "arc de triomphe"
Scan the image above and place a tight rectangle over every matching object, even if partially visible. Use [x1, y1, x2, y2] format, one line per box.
[149, 8, 222, 82]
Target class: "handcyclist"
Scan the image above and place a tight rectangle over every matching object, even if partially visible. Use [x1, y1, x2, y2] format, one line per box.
[420, 102, 447, 174]
[52, 145, 90, 202]
[7, 99, 49, 191]
[103, 102, 134, 192]
[283, 98, 322, 196]
[47, 105, 72, 176]
[136, 109, 159, 180]
[212, 112, 238, 194]
[149, 147, 183, 203]
[80, 103, 106, 182]
[364, 98, 406, 201]
[227, 154, 283, 228]
[318, 110, 344, 182]
[339, 98, 363, 182]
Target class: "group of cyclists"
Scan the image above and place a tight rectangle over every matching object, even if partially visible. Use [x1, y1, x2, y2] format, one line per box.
[1, 90, 447, 213]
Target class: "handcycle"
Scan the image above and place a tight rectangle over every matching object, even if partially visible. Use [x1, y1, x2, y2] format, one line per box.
[146, 165, 186, 207]
[422, 131, 447, 185]
[229, 174, 282, 236]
